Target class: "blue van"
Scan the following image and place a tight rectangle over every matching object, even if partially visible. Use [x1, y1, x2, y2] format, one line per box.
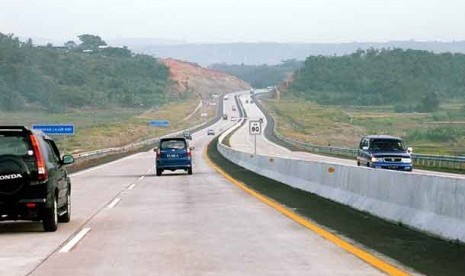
[155, 137, 193, 176]
[357, 135, 413, 171]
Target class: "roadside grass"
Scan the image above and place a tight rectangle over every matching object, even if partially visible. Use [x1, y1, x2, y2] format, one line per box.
[263, 98, 465, 155]
[0, 98, 215, 154]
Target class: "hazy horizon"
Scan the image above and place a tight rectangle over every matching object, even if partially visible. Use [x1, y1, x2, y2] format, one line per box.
[2, 0, 465, 45]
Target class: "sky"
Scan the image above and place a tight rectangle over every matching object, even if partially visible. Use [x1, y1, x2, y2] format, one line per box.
[1, 0, 465, 44]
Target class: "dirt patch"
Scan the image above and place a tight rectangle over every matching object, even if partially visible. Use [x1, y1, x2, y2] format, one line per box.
[163, 58, 250, 97]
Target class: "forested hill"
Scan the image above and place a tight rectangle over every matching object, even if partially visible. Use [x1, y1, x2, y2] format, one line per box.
[289, 49, 465, 111]
[209, 60, 303, 88]
[0, 33, 169, 112]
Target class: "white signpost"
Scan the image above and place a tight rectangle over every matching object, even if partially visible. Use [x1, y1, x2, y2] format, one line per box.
[249, 120, 262, 154]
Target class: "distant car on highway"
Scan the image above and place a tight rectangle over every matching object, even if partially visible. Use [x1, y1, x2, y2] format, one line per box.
[155, 137, 193, 176]
[224, 95, 228, 100]
[357, 135, 413, 171]
[232, 106, 236, 111]
[222, 114, 228, 120]
[207, 129, 215, 135]
[231, 117, 237, 122]
[0, 126, 74, 232]
[182, 131, 192, 140]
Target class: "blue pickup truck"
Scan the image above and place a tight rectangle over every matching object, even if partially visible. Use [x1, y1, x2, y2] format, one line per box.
[356, 135, 413, 171]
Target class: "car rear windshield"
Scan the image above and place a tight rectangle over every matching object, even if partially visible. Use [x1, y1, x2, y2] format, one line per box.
[160, 139, 186, 150]
[370, 139, 405, 151]
[0, 135, 30, 156]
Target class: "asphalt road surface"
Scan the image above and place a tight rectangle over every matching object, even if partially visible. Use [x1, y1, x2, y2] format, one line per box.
[0, 91, 392, 275]
[231, 90, 465, 179]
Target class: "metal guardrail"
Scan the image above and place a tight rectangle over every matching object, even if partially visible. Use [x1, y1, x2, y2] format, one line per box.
[73, 122, 208, 164]
[255, 97, 465, 172]
[71, 95, 225, 165]
[412, 154, 465, 171]
[273, 119, 465, 171]
[274, 126, 465, 171]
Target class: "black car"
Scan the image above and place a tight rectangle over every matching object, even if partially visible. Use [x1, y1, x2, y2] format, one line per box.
[0, 126, 74, 231]
[356, 135, 413, 171]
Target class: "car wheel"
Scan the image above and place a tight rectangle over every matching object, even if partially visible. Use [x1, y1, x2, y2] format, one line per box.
[367, 162, 371, 168]
[156, 169, 162, 176]
[58, 191, 71, 223]
[187, 167, 193, 175]
[43, 193, 58, 232]
[357, 161, 360, 166]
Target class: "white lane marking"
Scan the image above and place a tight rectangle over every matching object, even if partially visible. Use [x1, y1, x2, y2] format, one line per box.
[138, 176, 145, 181]
[59, 228, 91, 253]
[127, 183, 136, 190]
[107, 198, 121, 208]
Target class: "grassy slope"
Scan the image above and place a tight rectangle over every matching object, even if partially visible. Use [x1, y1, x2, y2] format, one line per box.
[263, 98, 465, 156]
[0, 98, 216, 153]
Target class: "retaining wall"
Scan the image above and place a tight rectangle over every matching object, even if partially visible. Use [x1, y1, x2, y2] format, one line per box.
[217, 140, 465, 243]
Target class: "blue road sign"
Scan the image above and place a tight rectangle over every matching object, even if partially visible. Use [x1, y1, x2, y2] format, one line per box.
[149, 120, 169, 127]
[32, 124, 75, 135]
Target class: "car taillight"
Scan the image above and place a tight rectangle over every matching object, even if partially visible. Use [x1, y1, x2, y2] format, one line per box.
[187, 148, 192, 158]
[156, 149, 161, 160]
[30, 134, 48, 181]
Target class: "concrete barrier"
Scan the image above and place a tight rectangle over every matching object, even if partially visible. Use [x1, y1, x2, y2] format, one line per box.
[217, 138, 465, 243]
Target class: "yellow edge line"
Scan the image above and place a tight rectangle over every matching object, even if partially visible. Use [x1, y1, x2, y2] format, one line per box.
[204, 144, 410, 276]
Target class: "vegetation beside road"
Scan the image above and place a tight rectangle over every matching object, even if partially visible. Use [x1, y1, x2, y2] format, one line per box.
[0, 98, 216, 153]
[262, 98, 465, 156]
[289, 49, 465, 112]
[250, 48, 465, 157]
[0, 33, 169, 112]
[0, 33, 236, 154]
[210, 59, 302, 88]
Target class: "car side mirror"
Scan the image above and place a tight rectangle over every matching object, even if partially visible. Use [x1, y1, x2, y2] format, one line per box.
[153, 147, 158, 152]
[189, 146, 195, 151]
[407, 147, 413, 153]
[61, 155, 74, 165]
[362, 146, 369, 150]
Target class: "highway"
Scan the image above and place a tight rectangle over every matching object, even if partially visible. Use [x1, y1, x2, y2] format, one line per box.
[0, 91, 398, 275]
[230, 90, 465, 179]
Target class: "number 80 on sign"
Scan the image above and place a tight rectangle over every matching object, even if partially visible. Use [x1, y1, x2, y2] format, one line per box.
[249, 121, 262, 135]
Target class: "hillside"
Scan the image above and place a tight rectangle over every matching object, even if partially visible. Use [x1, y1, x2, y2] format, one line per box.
[209, 60, 303, 88]
[162, 58, 250, 96]
[287, 48, 465, 110]
[0, 33, 169, 112]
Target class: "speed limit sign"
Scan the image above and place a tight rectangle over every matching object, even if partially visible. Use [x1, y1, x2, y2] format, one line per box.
[249, 120, 261, 135]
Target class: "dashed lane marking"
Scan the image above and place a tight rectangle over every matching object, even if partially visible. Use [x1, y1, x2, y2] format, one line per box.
[59, 228, 91, 253]
[107, 198, 121, 208]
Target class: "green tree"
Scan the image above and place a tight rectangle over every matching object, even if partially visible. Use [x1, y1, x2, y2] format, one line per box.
[288, 48, 465, 107]
[418, 91, 440, 112]
[77, 34, 107, 50]
[0, 32, 170, 112]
